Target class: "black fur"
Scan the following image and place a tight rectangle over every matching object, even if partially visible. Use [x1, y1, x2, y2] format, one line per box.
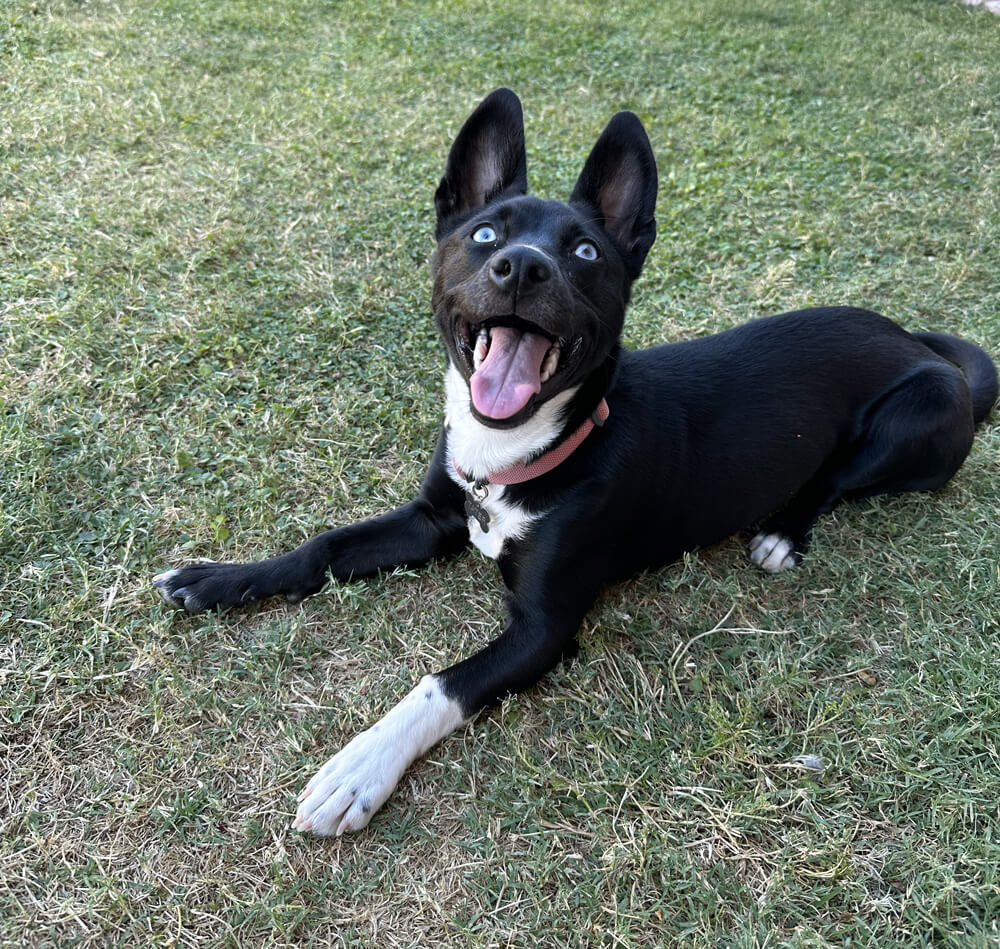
[156, 89, 997, 732]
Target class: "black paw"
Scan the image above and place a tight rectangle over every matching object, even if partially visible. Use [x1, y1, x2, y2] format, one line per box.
[153, 562, 268, 613]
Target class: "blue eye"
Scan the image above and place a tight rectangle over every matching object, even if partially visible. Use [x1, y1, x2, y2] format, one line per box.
[574, 240, 599, 261]
[472, 225, 497, 243]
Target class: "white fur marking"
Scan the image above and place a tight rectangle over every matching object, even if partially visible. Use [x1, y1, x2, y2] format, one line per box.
[292, 675, 467, 836]
[465, 483, 541, 558]
[513, 242, 556, 264]
[750, 532, 799, 573]
[444, 364, 565, 558]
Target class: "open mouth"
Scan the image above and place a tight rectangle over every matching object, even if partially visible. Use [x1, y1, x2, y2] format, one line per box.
[456, 318, 579, 420]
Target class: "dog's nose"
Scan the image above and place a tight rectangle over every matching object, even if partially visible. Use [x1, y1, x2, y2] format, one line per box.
[489, 246, 552, 294]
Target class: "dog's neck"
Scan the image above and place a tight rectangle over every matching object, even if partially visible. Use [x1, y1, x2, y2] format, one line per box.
[444, 364, 580, 482]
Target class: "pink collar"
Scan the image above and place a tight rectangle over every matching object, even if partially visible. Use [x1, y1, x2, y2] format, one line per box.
[454, 398, 609, 487]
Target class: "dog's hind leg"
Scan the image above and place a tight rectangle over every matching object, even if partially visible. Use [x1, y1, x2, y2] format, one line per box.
[751, 360, 976, 573]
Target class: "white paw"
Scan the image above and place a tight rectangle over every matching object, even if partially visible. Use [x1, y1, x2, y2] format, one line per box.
[750, 532, 800, 573]
[292, 724, 407, 836]
[291, 675, 467, 836]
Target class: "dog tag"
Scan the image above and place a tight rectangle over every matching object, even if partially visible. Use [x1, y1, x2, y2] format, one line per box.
[464, 482, 491, 533]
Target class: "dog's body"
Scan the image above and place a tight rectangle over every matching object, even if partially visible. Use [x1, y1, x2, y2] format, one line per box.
[155, 89, 997, 836]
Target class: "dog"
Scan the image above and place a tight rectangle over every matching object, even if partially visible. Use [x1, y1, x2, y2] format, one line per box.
[155, 88, 998, 836]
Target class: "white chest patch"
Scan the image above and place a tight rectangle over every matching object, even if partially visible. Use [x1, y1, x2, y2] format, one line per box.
[444, 364, 572, 559]
[463, 484, 540, 558]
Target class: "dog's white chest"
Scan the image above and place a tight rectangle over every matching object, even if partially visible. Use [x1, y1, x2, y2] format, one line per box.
[444, 365, 560, 559]
[462, 483, 539, 559]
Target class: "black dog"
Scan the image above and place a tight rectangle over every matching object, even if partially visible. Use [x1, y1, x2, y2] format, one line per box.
[155, 89, 997, 836]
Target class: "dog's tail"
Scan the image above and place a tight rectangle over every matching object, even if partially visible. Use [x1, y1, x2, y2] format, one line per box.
[915, 331, 999, 425]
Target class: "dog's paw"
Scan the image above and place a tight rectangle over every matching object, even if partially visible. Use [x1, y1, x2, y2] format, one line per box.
[291, 675, 467, 837]
[153, 562, 265, 612]
[749, 532, 801, 573]
[291, 725, 408, 837]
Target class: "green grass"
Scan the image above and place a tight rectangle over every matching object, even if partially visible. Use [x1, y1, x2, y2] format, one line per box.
[2, 0, 999, 945]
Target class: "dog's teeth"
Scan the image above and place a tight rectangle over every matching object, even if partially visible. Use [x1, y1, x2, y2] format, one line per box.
[539, 341, 561, 384]
[473, 327, 489, 370]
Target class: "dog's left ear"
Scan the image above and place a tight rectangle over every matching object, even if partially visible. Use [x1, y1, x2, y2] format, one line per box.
[570, 112, 658, 278]
[435, 88, 528, 239]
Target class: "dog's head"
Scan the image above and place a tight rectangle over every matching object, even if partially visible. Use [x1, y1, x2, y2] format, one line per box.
[432, 89, 658, 428]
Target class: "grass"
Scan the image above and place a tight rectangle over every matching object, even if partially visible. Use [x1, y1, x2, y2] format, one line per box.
[2, 0, 999, 944]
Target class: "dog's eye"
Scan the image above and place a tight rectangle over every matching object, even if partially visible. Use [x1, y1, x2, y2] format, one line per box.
[471, 225, 498, 243]
[574, 240, 599, 261]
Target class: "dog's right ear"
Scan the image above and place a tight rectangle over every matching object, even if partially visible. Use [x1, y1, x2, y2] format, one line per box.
[434, 88, 528, 239]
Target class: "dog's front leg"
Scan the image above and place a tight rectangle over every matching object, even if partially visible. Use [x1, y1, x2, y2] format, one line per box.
[291, 673, 469, 836]
[293, 563, 595, 835]
[154, 499, 466, 611]
[155, 435, 467, 612]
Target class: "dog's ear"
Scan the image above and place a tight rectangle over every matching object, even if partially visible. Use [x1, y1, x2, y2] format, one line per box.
[570, 112, 658, 278]
[435, 88, 528, 238]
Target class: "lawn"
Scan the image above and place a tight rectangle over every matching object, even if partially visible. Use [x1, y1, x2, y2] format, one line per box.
[2, 0, 999, 945]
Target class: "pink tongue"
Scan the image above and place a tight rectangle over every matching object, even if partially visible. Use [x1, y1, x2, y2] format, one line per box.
[470, 326, 552, 419]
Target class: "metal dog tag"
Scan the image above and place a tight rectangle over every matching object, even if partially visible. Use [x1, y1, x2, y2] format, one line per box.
[464, 482, 491, 533]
